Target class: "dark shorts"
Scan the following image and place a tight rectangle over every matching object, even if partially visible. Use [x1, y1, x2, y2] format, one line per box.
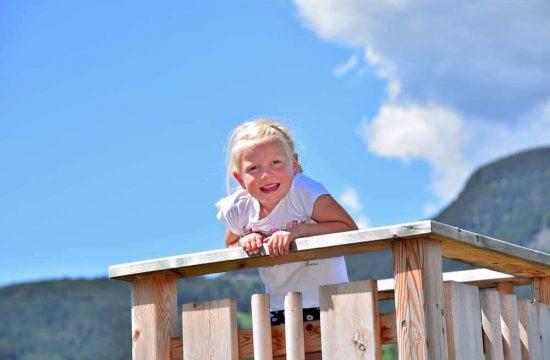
[269, 307, 320, 325]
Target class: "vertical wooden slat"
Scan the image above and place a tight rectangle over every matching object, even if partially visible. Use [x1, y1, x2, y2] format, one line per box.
[533, 276, 550, 304]
[131, 274, 178, 360]
[393, 237, 448, 360]
[443, 281, 483, 360]
[518, 299, 542, 360]
[500, 293, 521, 360]
[251, 294, 273, 360]
[480, 290, 504, 360]
[319, 280, 381, 359]
[496, 282, 514, 295]
[285, 292, 305, 360]
[535, 302, 550, 356]
[182, 298, 238, 360]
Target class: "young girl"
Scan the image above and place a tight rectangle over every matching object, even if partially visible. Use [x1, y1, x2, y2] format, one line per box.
[216, 119, 357, 324]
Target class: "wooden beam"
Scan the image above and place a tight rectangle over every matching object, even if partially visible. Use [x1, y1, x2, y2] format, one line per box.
[500, 294, 521, 360]
[518, 299, 543, 360]
[109, 221, 550, 281]
[393, 238, 448, 360]
[170, 313, 397, 360]
[131, 274, 177, 360]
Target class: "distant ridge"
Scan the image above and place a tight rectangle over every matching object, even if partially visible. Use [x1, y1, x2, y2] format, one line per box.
[436, 147, 550, 251]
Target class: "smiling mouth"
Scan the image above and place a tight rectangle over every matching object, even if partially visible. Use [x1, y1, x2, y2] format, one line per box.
[260, 183, 280, 193]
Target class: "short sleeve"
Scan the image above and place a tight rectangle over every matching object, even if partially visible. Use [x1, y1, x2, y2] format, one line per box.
[290, 174, 329, 218]
[215, 192, 245, 236]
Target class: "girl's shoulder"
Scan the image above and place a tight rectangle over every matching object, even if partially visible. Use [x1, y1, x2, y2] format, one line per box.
[291, 173, 327, 194]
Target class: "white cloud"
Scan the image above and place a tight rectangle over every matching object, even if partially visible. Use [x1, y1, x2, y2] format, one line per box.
[332, 54, 359, 77]
[339, 187, 362, 212]
[339, 187, 370, 229]
[294, 0, 550, 120]
[294, 0, 550, 204]
[361, 103, 469, 202]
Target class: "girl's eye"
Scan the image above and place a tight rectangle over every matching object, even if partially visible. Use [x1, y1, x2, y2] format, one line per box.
[246, 166, 258, 173]
[272, 160, 282, 166]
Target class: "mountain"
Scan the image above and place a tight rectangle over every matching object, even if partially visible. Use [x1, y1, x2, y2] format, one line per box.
[1, 147, 548, 359]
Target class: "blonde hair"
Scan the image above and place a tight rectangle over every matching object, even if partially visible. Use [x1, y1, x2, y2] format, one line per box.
[225, 119, 301, 194]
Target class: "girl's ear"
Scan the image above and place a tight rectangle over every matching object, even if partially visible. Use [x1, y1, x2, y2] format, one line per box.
[293, 153, 303, 174]
[233, 171, 246, 189]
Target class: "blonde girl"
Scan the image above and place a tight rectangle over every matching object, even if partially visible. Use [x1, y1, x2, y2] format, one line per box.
[216, 119, 357, 324]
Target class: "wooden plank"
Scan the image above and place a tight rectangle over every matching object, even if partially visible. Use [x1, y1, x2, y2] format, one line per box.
[170, 313, 397, 360]
[480, 290, 504, 360]
[443, 281, 483, 360]
[319, 280, 381, 359]
[518, 299, 542, 360]
[109, 221, 550, 281]
[251, 294, 272, 360]
[393, 238, 448, 360]
[182, 298, 238, 360]
[285, 292, 305, 360]
[532, 276, 550, 304]
[131, 274, 177, 360]
[500, 294, 521, 360]
[535, 302, 550, 356]
[377, 268, 530, 300]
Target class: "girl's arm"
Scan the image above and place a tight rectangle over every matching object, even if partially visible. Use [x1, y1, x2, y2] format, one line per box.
[266, 194, 358, 257]
[225, 229, 240, 248]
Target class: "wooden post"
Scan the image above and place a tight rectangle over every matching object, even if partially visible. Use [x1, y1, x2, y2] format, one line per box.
[319, 280, 381, 359]
[392, 238, 448, 360]
[532, 276, 550, 304]
[182, 298, 238, 359]
[251, 294, 273, 360]
[131, 274, 177, 360]
[480, 290, 504, 360]
[497, 281, 514, 295]
[500, 293, 521, 360]
[285, 292, 305, 360]
[443, 281, 483, 360]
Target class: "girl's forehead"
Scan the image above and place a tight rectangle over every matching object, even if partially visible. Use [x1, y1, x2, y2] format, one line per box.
[237, 138, 290, 160]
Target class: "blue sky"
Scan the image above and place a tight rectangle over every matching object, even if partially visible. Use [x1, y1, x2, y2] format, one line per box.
[2, 1, 549, 286]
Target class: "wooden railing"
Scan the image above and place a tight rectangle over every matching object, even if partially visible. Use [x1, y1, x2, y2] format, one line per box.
[109, 220, 550, 359]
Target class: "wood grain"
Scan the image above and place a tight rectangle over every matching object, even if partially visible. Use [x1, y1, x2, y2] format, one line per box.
[393, 238, 448, 360]
[109, 221, 550, 281]
[319, 280, 381, 359]
[443, 281, 483, 360]
[182, 298, 238, 359]
[480, 290, 504, 360]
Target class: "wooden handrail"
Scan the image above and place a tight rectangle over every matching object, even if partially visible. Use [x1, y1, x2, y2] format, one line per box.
[109, 220, 550, 281]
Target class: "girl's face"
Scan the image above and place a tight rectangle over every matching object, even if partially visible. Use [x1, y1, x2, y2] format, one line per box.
[234, 138, 297, 212]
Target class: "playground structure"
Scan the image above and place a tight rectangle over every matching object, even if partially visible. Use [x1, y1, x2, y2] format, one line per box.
[109, 220, 550, 359]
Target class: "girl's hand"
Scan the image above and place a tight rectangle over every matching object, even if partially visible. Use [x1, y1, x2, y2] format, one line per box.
[265, 230, 298, 258]
[239, 233, 264, 254]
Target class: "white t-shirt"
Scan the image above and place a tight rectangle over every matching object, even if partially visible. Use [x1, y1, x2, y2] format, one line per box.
[217, 173, 349, 310]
